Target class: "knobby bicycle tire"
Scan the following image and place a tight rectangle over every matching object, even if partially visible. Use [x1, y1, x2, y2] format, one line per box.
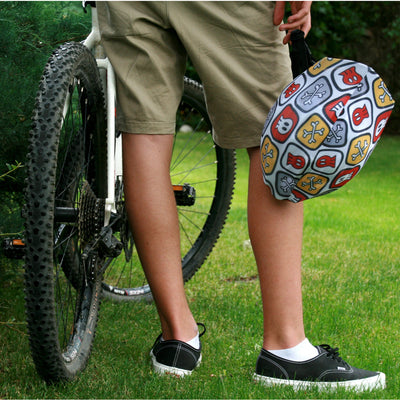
[24, 42, 107, 383]
[101, 78, 236, 301]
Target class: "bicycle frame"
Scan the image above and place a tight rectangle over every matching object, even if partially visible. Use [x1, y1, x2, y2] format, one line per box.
[83, 6, 121, 225]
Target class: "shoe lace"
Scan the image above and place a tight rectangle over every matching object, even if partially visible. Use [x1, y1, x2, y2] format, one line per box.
[320, 344, 343, 363]
[197, 322, 206, 337]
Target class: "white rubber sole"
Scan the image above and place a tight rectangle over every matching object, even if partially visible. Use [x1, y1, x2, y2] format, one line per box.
[150, 350, 202, 377]
[254, 371, 386, 392]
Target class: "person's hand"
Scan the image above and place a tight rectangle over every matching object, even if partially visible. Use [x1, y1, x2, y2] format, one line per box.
[273, 1, 312, 45]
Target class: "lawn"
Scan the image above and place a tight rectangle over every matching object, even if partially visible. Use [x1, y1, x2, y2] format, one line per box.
[1, 135, 399, 399]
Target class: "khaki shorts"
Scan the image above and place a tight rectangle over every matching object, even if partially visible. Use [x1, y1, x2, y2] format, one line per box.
[97, 1, 292, 149]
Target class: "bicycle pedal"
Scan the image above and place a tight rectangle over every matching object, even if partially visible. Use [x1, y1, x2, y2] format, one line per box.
[2, 238, 25, 259]
[173, 184, 196, 206]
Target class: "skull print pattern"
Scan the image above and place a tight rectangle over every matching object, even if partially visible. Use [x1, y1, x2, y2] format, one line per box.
[261, 57, 395, 202]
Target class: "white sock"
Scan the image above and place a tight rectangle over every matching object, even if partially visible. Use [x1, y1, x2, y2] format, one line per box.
[161, 333, 200, 350]
[186, 334, 200, 350]
[267, 338, 319, 362]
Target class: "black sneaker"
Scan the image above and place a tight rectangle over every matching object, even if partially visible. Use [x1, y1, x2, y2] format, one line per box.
[150, 323, 206, 377]
[254, 344, 385, 392]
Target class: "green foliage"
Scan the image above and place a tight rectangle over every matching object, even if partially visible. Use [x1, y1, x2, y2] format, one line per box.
[308, 2, 400, 131]
[307, 1, 366, 61]
[0, 162, 23, 182]
[0, 162, 24, 237]
[0, 1, 91, 235]
[0, 1, 90, 195]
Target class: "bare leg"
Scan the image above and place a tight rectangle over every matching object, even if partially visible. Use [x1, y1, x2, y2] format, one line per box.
[247, 147, 305, 350]
[122, 133, 198, 341]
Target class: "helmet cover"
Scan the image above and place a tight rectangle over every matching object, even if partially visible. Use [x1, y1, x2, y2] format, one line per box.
[261, 57, 395, 202]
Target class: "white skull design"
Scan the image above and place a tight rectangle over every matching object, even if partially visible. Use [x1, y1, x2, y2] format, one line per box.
[275, 116, 293, 134]
[376, 117, 388, 136]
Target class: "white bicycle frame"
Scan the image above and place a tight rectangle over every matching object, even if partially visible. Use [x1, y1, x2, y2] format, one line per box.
[82, 6, 122, 225]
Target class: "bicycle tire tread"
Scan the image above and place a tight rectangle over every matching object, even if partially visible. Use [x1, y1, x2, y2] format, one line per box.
[24, 42, 106, 383]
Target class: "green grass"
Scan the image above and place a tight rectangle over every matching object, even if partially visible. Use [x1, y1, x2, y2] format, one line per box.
[1, 135, 400, 399]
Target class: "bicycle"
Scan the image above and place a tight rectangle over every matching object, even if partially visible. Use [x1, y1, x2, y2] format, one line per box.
[23, 2, 235, 383]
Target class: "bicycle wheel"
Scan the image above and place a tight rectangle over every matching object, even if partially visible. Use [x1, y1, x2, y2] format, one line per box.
[24, 42, 107, 383]
[101, 77, 236, 301]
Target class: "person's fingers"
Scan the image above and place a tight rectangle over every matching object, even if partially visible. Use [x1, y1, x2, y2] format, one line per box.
[273, 1, 286, 26]
[279, 2, 312, 44]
